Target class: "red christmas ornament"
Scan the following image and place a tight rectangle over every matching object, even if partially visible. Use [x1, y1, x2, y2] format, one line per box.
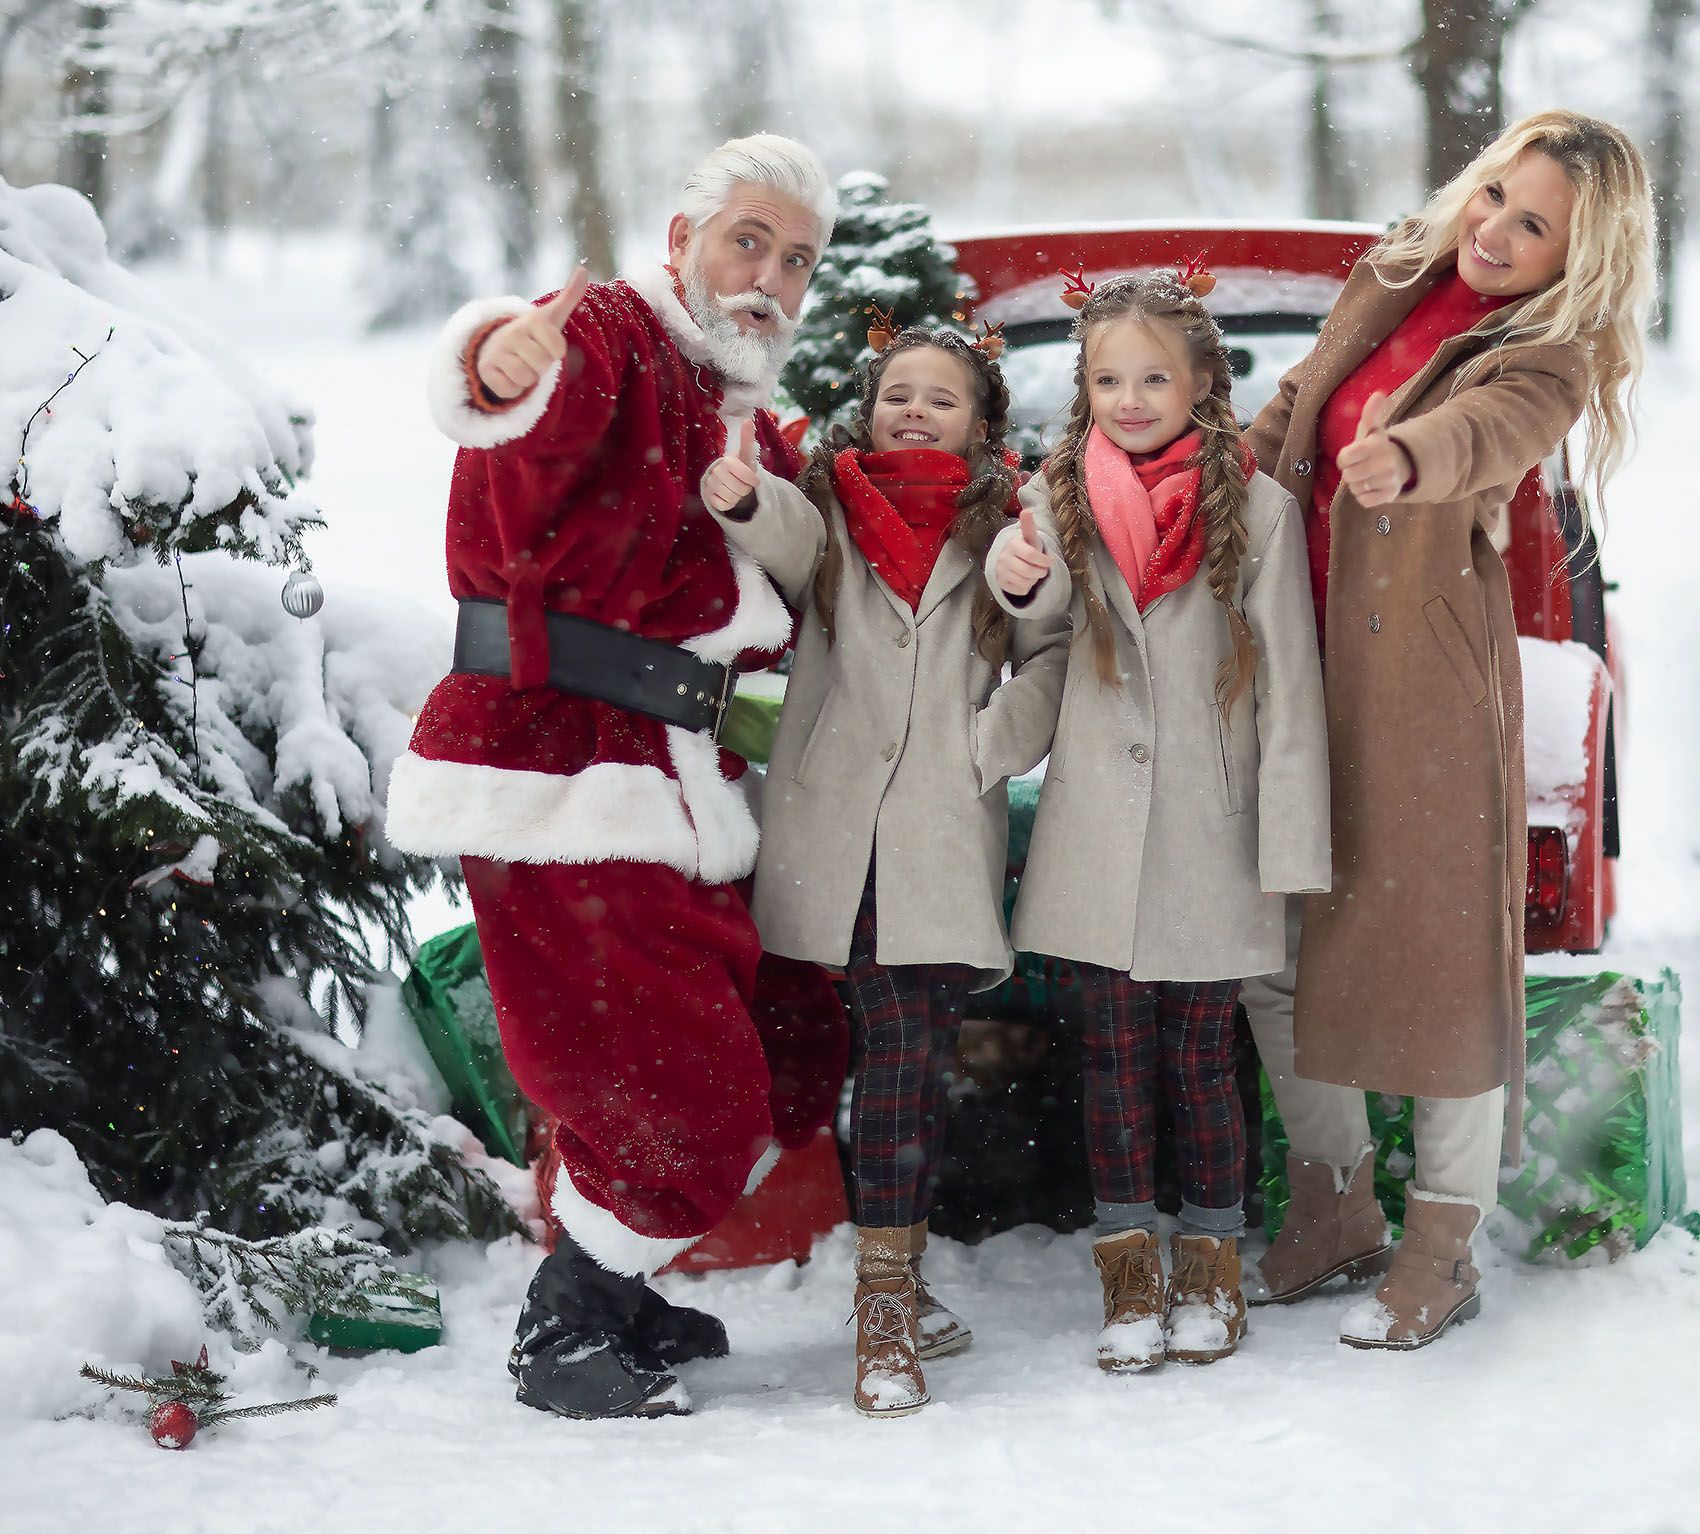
[150, 1401, 199, 1450]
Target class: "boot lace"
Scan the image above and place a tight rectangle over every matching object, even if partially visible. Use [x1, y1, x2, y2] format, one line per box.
[850, 1290, 918, 1356]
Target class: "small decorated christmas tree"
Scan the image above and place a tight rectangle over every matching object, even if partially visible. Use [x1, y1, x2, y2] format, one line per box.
[780, 171, 975, 433]
[0, 175, 520, 1250]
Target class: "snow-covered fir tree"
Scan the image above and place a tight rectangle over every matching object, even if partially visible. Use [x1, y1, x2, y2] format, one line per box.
[780, 171, 975, 433]
[0, 174, 520, 1250]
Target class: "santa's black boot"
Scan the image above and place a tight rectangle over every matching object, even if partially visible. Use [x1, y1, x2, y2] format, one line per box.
[509, 1235, 690, 1420]
[631, 1284, 730, 1368]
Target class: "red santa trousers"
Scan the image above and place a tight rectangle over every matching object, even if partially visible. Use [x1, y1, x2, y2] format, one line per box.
[462, 853, 844, 1275]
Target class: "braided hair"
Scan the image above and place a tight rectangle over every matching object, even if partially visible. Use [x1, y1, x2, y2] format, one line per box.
[1044, 274, 1256, 719]
[801, 328, 1016, 665]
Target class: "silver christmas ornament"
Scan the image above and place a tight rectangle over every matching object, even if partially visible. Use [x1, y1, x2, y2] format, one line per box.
[281, 568, 324, 620]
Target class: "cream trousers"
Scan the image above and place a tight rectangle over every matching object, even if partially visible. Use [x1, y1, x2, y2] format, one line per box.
[1240, 898, 1506, 1214]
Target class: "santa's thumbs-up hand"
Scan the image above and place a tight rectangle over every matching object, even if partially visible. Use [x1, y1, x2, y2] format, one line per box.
[1335, 389, 1411, 509]
[476, 265, 591, 402]
[995, 505, 1053, 598]
[703, 417, 762, 514]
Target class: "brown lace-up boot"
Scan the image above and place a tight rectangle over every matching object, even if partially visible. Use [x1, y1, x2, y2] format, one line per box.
[1251, 1148, 1393, 1306]
[1339, 1191, 1482, 1351]
[1166, 1233, 1248, 1364]
[907, 1222, 972, 1359]
[851, 1227, 929, 1417]
[1091, 1228, 1166, 1372]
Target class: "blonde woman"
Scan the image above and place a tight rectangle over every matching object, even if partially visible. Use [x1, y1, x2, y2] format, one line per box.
[1239, 110, 1654, 1349]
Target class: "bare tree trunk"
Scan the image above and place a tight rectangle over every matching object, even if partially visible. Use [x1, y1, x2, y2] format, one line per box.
[555, 0, 617, 278]
[1306, 0, 1354, 219]
[478, 0, 535, 288]
[1648, 0, 1691, 342]
[1413, 0, 1534, 189]
[60, 2, 110, 210]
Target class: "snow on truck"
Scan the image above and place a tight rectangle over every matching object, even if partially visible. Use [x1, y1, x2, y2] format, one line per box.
[949, 220, 1620, 956]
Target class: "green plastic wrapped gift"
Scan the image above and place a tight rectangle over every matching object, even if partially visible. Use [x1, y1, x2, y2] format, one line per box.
[399, 924, 527, 1167]
[720, 690, 783, 765]
[1261, 969, 1686, 1263]
[308, 1270, 443, 1354]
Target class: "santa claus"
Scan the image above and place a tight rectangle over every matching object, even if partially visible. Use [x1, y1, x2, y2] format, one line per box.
[386, 135, 846, 1420]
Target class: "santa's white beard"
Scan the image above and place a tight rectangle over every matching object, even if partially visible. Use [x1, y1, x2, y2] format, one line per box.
[680, 258, 799, 393]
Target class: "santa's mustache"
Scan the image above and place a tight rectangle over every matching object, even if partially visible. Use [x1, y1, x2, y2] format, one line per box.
[714, 290, 785, 324]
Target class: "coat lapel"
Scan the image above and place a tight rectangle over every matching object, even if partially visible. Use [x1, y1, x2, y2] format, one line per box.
[915, 540, 973, 624]
[1090, 543, 1144, 637]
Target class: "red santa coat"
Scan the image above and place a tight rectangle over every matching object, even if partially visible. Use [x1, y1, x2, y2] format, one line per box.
[386, 264, 795, 879]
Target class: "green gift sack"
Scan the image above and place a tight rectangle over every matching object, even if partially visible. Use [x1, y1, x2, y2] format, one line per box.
[1261, 969, 1686, 1263]
[308, 1270, 443, 1354]
[399, 924, 527, 1167]
[720, 690, 783, 765]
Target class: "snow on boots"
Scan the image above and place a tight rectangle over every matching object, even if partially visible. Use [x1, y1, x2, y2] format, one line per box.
[908, 1222, 972, 1359]
[1165, 1233, 1248, 1364]
[1092, 1228, 1166, 1373]
[851, 1227, 929, 1418]
[1249, 1148, 1394, 1306]
[510, 1234, 692, 1420]
[1339, 1190, 1483, 1351]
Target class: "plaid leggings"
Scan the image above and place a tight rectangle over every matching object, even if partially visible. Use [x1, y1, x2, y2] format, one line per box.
[1077, 967, 1245, 1212]
[844, 874, 971, 1230]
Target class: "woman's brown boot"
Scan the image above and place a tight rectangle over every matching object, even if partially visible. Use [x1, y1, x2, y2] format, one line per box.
[1250, 1148, 1393, 1306]
[1092, 1228, 1166, 1372]
[851, 1227, 929, 1417]
[907, 1222, 972, 1359]
[1339, 1190, 1482, 1350]
[1166, 1233, 1248, 1364]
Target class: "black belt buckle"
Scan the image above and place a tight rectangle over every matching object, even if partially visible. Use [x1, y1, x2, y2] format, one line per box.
[710, 663, 735, 744]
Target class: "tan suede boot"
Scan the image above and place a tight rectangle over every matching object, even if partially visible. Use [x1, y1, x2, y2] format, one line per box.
[1165, 1233, 1248, 1364]
[1250, 1148, 1393, 1306]
[851, 1227, 929, 1417]
[907, 1222, 972, 1359]
[1340, 1190, 1482, 1351]
[1092, 1229, 1166, 1373]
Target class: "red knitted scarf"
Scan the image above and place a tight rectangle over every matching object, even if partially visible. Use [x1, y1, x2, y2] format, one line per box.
[830, 448, 967, 610]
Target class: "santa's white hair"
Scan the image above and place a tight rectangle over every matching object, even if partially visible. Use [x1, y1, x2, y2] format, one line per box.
[678, 133, 837, 245]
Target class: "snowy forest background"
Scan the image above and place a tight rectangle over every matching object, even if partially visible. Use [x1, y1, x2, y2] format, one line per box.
[0, 0, 1692, 335]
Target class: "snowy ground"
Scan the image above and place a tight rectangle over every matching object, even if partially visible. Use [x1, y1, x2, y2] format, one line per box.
[6, 238, 1700, 1532]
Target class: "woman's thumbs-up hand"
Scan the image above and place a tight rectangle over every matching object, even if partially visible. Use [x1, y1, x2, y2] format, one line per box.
[703, 417, 762, 514]
[475, 266, 591, 401]
[995, 506, 1053, 598]
[1335, 390, 1415, 509]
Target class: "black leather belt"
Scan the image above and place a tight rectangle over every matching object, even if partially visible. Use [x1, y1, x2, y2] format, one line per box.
[452, 597, 734, 737]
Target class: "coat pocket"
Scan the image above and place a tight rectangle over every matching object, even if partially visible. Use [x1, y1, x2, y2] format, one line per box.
[1423, 595, 1489, 707]
[1212, 703, 1243, 816]
[790, 691, 837, 785]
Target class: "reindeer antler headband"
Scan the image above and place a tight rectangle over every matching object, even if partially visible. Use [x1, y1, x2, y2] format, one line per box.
[1058, 255, 1217, 312]
[864, 305, 1006, 361]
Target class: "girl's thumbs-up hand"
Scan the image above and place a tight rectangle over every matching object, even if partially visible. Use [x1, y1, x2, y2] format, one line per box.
[703, 417, 762, 513]
[476, 266, 591, 401]
[996, 506, 1053, 598]
[1334, 389, 1413, 509]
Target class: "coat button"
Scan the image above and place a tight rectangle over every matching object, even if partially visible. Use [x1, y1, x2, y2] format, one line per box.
[1293, 457, 1312, 477]
[1376, 515, 1392, 536]
[882, 742, 898, 762]
[1368, 613, 1382, 634]
[1130, 743, 1150, 764]
[896, 630, 911, 648]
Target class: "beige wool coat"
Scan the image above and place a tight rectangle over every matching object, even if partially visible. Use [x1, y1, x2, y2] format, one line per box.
[990, 468, 1332, 979]
[1246, 251, 1590, 1103]
[710, 468, 1071, 990]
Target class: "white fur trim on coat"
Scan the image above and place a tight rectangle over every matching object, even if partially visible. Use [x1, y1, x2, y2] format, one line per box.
[742, 1139, 782, 1197]
[426, 296, 563, 450]
[680, 539, 794, 665]
[385, 746, 761, 882]
[384, 751, 698, 871]
[667, 726, 760, 885]
[551, 1169, 702, 1278]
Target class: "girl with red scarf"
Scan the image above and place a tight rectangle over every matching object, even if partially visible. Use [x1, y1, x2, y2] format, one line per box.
[988, 272, 1329, 1372]
[702, 330, 1069, 1417]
